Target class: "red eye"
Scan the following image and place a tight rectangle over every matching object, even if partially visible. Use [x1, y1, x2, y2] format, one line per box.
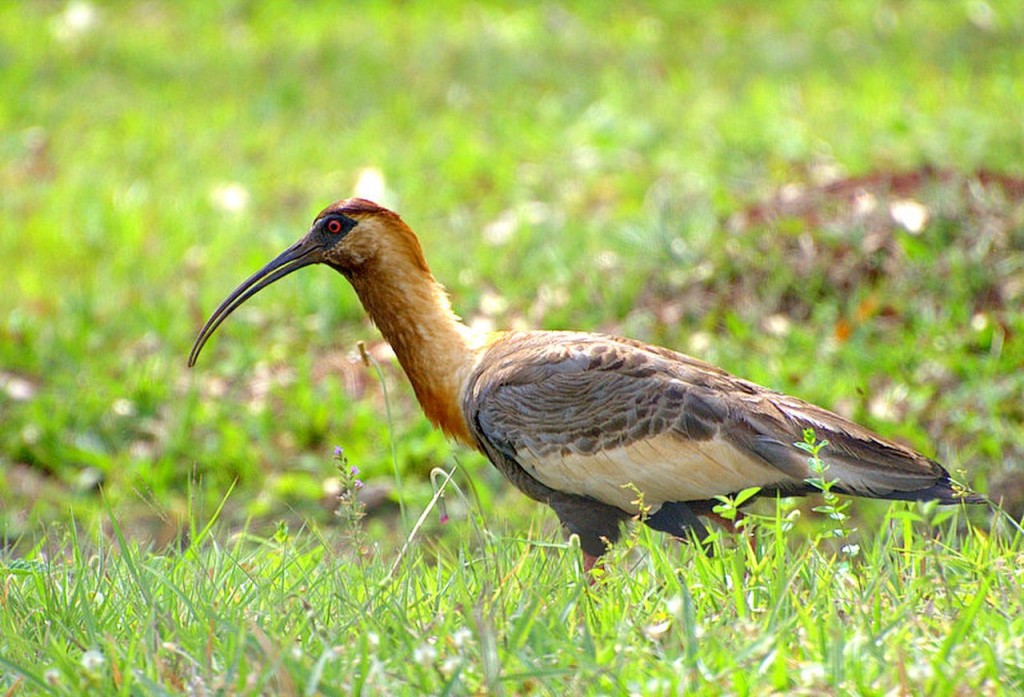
[327, 219, 343, 234]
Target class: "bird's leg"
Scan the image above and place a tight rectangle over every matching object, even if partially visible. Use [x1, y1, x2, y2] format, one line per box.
[582, 551, 602, 574]
[551, 497, 627, 578]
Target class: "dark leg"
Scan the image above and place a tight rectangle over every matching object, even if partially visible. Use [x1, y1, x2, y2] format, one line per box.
[644, 501, 712, 544]
[549, 494, 631, 562]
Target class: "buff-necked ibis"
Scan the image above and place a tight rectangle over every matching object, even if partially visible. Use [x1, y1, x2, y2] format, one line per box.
[188, 198, 982, 570]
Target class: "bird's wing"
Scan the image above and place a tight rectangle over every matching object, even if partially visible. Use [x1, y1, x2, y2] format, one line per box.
[465, 331, 964, 515]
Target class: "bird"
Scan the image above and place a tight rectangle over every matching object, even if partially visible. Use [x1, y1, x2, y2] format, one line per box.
[189, 198, 983, 570]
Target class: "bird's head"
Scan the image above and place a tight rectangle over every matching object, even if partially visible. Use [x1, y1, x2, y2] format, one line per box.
[188, 197, 427, 367]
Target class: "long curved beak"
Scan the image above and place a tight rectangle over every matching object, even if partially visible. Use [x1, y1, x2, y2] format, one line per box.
[188, 237, 324, 367]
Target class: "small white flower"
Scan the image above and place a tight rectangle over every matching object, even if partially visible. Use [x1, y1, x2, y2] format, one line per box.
[763, 313, 791, 337]
[0, 372, 36, 401]
[21, 425, 41, 445]
[81, 649, 105, 671]
[483, 210, 517, 246]
[688, 331, 712, 354]
[412, 643, 437, 666]
[352, 167, 393, 206]
[451, 627, 472, 649]
[439, 656, 460, 677]
[853, 190, 878, 217]
[478, 289, 508, 318]
[798, 660, 826, 684]
[111, 398, 135, 417]
[643, 619, 672, 641]
[53, 1, 98, 42]
[595, 250, 620, 272]
[889, 199, 929, 234]
[210, 183, 250, 214]
[646, 677, 671, 693]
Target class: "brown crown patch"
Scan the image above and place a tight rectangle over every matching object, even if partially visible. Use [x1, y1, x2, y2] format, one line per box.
[318, 197, 398, 220]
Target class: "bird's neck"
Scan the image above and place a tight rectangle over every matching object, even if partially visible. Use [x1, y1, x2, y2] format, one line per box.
[347, 260, 485, 445]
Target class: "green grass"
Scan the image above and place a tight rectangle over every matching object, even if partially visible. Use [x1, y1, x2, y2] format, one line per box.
[2, 485, 1022, 694]
[2, 0, 1023, 693]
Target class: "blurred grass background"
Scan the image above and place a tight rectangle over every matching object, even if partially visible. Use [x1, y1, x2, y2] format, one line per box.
[1, 0, 1022, 550]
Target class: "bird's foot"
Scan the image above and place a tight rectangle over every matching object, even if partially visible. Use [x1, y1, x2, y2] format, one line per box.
[582, 552, 606, 583]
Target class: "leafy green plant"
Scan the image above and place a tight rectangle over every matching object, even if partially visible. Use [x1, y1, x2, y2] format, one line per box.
[798, 428, 856, 545]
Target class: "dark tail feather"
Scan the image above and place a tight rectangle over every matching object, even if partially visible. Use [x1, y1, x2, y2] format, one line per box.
[748, 434, 986, 505]
[849, 478, 986, 505]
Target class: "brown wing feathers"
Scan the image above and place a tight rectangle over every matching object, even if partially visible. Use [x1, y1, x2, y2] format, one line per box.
[466, 331, 977, 525]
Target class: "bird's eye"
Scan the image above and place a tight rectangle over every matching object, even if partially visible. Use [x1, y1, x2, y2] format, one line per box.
[326, 219, 344, 234]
